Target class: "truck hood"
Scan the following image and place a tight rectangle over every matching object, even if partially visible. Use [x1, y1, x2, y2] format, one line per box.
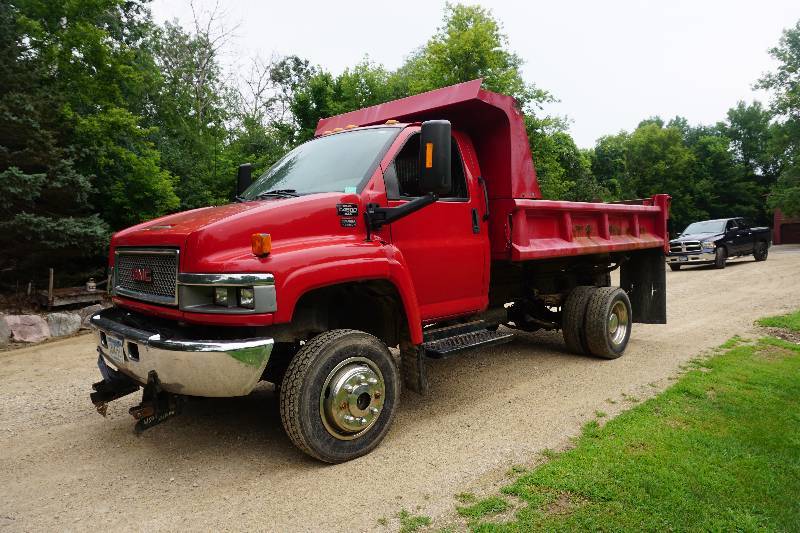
[671, 232, 722, 243]
[110, 192, 366, 272]
[113, 203, 263, 247]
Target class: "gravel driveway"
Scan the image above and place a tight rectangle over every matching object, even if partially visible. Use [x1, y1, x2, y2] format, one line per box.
[2, 245, 799, 531]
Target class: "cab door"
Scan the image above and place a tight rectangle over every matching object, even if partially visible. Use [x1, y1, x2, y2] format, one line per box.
[383, 130, 489, 320]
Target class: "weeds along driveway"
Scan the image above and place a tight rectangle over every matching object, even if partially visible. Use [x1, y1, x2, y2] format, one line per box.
[1, 245, 799, 532]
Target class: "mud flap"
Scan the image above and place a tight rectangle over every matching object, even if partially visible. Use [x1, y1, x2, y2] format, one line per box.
[129, 371, 185, 434]
[620, 248, 667, 324]
[400, 337, 429, 396]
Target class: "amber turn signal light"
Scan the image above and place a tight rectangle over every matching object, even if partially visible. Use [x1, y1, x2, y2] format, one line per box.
[251, 233, 272, 256]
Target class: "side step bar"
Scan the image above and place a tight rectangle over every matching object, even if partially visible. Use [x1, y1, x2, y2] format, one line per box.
[422, 328, 514, 358]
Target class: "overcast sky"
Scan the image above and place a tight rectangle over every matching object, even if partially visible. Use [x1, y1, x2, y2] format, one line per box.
[150, 0, 800, 147]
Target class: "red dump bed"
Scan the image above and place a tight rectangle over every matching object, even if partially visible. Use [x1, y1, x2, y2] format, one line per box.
[317, 80, 671, 262]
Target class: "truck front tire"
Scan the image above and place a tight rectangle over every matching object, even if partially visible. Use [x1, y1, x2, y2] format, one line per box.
[562, 286, 596, 355]
[753, 241, 768, 261]
[714, 247, 727, 269]
[584, 287, 632, 359]
[279, 329, 399, 463]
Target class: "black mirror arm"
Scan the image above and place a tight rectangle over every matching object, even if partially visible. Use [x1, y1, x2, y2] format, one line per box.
[365, 193, 439, 234]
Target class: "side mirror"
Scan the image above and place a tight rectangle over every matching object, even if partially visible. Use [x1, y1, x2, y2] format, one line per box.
[418, 120, 451, 196]
[236, 163, 253, 197]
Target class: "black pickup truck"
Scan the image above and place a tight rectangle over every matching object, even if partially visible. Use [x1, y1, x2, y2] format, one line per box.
[666, 217, 771, 270]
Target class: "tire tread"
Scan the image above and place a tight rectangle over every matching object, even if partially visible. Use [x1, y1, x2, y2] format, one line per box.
[585, 287, 631, 359]
[562, 286, 596, 354]
[279, 329, 362, 462]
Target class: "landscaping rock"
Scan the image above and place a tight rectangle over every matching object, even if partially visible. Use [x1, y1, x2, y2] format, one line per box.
[5, 315, 50, 343]
[78, 304, 106, 329]
[0, 316, 11, 347]
[46, 313, 81, 337]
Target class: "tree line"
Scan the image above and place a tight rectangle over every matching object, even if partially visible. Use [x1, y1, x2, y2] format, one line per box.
[1, 1, 799, 287]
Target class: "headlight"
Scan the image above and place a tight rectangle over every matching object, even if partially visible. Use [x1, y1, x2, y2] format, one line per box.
[701, 241, 716, 250]
[214, 287, 229, 306]
[238, 287, 255, 309]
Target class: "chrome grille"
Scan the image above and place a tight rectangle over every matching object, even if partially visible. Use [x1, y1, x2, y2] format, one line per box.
[669, 241, 701, 254]
[114, 248, 179, 305]
[683, 241, 702, 252]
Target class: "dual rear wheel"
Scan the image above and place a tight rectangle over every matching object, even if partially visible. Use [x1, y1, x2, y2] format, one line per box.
[562, 286, 632, 359]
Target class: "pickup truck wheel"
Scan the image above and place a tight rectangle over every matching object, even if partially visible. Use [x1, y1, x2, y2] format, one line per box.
[279, 329, 399, 463]
[753, 241, 768, 261]
[669, 264, 681, 271]
[562, 286, 596, 355]
[714, 247, 727, 269]
[584, 287, 632, 359]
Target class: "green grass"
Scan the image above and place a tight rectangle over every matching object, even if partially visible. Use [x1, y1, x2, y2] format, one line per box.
[758, 309, 800, 331]
[397, 509, 431, 533]
[457, 496, 509, 520]
[460, 335, 800, 532]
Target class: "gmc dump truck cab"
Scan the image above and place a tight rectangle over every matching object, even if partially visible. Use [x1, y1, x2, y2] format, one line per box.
[90, 80, 671, 462]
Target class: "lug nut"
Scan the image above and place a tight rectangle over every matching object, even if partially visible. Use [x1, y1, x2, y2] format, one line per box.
[370, 407, 379, 415]
[343, 384, 353, 393]
[367, 377, 378, 385]
[359, 418, 367, 426]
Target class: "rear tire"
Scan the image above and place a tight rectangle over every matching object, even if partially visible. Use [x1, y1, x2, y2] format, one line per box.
[562, 286, 596, 355]
[584, 287, 632, 359]
[714, 247, 727, 269]
[753, 241, 768, 261]
[669, 264, 681, 271]
[279, 329, 399, 463]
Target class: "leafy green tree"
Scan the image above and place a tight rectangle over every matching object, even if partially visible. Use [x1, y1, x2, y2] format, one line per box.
[148, 19, 230, 207]
[624, 122, 703, 231]
[398, 3, 544, 108]
[757, 20, 800, 216]
[591, 133, 629, 199]
[0, 0, 182, 286]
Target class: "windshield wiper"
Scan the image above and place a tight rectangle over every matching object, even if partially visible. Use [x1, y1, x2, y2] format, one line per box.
[256, 189, 299, 199]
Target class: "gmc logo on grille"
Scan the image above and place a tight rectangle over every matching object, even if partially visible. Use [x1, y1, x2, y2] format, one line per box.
[131, 268, 153, 283]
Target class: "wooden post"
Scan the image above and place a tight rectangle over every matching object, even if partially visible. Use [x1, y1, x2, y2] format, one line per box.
[48, 268, 54, 310]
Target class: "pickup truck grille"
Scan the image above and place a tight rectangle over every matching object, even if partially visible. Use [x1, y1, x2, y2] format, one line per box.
[669, 241, 701, 254]
[114, 248, 179, 305]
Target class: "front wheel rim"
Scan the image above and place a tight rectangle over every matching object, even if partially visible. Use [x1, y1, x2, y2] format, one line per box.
[320, 357, 386, 441]
[608, 301, 629, 347]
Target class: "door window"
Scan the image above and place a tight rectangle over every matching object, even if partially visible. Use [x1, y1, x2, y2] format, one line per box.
[384, 133, 468, 200]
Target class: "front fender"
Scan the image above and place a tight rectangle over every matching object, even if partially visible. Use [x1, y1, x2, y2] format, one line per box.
[271, 241, 424, 344]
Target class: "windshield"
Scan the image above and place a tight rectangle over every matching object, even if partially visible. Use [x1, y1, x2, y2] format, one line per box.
[682, 220, 726, 235]
[241, 127, 400, 199]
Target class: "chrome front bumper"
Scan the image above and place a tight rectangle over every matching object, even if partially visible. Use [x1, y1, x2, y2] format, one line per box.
[666, 251, 716, 264]
[90, 308, 273, 397]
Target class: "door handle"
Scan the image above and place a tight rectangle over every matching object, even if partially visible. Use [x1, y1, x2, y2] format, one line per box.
[471, 208, 480, 234]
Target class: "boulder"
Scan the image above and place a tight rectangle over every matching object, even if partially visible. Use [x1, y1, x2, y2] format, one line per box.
[5, 315, 50, 343]
[78, 304, 106, 329]
[45, 312, 81, 337]
[0, 316, 11, 347]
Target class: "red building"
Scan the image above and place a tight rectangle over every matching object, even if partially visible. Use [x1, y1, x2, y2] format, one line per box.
[774, 208, 800, 244]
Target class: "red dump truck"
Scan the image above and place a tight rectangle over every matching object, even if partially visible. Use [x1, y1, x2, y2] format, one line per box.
[90, 79, 671, 462]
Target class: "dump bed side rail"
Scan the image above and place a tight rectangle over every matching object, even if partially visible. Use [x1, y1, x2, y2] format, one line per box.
[491, 194, 671, 261]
